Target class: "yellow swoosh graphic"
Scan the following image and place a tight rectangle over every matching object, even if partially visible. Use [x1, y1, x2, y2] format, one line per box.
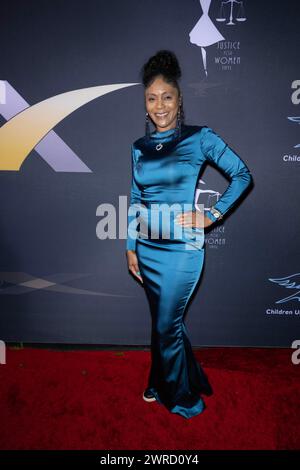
[0, 83, 139, 170]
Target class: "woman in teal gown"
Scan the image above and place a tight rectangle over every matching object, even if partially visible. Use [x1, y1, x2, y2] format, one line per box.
[126, 51, 252, 419]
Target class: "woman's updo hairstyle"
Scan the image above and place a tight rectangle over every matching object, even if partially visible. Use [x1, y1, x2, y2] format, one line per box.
[141, 50, 185, 138]
[141, 49, 182, 95]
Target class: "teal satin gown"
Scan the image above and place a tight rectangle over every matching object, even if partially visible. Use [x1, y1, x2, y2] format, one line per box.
[127, 124, 252, 418]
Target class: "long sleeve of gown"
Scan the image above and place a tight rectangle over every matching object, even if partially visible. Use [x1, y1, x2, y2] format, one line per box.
[200, 127, 252, 221]
[126, 143, 142, 251]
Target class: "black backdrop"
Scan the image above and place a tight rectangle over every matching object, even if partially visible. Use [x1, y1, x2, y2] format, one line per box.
[0, 0, 299, 346]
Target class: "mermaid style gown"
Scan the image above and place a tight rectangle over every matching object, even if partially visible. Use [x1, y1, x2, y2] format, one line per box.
[127, 124, 252, 419]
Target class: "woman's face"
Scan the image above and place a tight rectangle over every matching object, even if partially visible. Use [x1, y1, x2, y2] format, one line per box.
[145, 75, 181, 133]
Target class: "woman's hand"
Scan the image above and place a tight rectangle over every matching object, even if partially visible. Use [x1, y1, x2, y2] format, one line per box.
[175, 210, 214, 229]
[126, 250, 143, 284]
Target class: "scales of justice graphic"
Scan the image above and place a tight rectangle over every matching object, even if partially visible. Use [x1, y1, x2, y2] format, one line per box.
[189, 0, 247, 76]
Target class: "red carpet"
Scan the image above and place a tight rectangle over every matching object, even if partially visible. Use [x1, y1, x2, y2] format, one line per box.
[0, 347, 299, 450]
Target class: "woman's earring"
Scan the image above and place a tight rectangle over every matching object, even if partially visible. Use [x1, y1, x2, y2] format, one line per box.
[175, 103, 182, 140]
[145, 112, 151, 139]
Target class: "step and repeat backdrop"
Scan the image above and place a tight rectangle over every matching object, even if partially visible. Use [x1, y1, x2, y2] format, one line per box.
[0, 0, 299, 346]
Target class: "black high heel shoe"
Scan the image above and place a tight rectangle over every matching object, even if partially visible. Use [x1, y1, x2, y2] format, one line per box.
[143, 387, 156, 402]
